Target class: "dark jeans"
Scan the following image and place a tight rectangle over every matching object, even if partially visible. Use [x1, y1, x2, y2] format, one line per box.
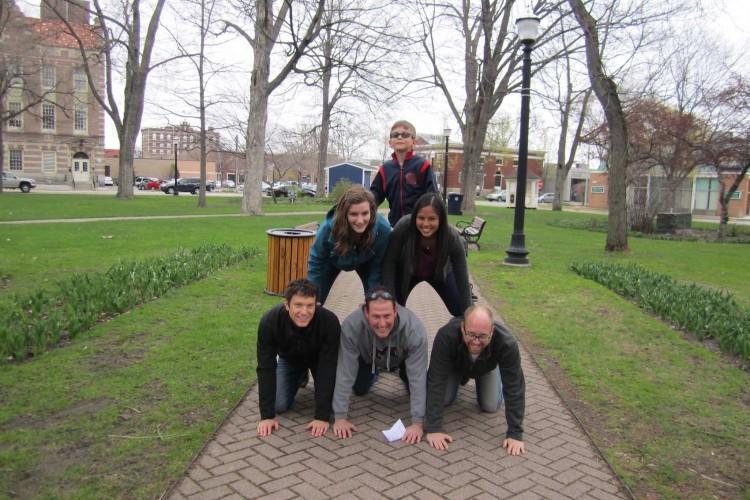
[318, 260, 372, 306]
[398, 272, 463, 317]
[275, 357, 313, 414]
[353, 356, 409, 395]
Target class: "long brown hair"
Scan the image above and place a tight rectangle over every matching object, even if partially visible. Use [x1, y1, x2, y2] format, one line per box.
[332, 185, 377, 255]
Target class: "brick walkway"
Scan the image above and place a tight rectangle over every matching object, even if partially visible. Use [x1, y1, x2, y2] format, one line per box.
[166, 272, 629, 499]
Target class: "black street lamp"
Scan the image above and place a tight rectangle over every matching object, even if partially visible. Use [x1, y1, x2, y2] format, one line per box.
[442, 127, 451, 203]
[504, 13, 540, 267]
[173, 139, 179, 196]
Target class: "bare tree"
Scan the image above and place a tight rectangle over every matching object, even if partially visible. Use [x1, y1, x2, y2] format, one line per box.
[416, 0, 567, 212]
[42, 0, 168, 199]
[695, 75, 750, 240]
[153, 0, 230, 207]
[484, 112, 519, 150]
[567, 0, 630, 251]
[537, 2, 593, 212]
[568, 0, 691, 250]
[224, 0, 325, 215]
[292, 0, 405, 197]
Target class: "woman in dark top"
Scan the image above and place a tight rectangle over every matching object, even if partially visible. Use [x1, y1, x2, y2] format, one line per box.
[383, 192, 472, 317]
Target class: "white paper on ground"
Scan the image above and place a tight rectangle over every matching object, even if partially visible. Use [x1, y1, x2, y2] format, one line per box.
[382, 419, 406, 442]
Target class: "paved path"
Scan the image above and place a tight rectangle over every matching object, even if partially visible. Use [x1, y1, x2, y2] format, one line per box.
[165, 272, 629, 499]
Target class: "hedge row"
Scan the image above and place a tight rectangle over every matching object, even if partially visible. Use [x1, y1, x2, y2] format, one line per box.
[571, 260, 749, 362]
[0, 243, 257, 363]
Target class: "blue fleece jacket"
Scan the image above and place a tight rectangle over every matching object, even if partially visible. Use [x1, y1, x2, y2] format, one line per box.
[307, 211, 392, 290]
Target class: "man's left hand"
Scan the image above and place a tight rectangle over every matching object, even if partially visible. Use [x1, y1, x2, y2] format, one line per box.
[305, 419, 330, 437]
[402, 422, 424, 444]
[502, 438, 526, 456]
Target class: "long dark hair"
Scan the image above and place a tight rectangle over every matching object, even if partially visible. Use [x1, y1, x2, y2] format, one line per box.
[332, 185, 377, 255]
[408, 192, 449, 271]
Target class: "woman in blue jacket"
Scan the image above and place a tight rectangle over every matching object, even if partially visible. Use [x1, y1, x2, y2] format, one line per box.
[307, 185, 392, 305]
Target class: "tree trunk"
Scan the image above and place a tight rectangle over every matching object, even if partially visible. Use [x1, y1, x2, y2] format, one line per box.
[316, 36, 333, 198]
[568, 0, 628, 252]
[242, 37, 271, 215]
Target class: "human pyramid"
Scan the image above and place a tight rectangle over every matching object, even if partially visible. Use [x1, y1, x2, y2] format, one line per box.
[255, 121, 526, 455]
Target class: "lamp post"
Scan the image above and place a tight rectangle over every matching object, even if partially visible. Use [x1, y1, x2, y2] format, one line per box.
[442, 127, 451, 203]
[504, 13, 540, 266]
[173, 138, 179, 196]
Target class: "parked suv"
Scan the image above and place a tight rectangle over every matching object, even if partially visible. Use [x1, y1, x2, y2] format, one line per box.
[486, 188, 506, 202]
[160, 178, 213, 195]
[2, 172, 36, 193]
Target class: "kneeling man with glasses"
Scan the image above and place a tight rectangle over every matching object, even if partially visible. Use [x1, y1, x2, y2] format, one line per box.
[425, 305, 526, 454]
[332, 286, 428, 444]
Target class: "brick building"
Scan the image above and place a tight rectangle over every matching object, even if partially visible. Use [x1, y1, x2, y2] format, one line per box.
[1, 0, 105, 189]
[141, 122, 222, 162]
[415, 137, 545, 197]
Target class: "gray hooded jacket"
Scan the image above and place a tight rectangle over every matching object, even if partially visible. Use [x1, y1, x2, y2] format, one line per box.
[332, 304, 428, 423]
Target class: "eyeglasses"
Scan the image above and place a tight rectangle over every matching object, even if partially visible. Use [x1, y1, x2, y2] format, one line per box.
[390, 132, 413, 139]
[462, 325, 492, 342]
[366, 291, 394, 301]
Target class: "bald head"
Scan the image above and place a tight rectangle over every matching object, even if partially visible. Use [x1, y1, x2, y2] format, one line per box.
[461, 305, 494, 354]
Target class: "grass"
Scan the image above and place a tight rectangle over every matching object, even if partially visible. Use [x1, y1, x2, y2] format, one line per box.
[0, 194, 748, 499]
[0, 191, 332, 222]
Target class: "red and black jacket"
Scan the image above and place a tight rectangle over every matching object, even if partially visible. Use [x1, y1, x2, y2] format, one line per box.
[370, 150, 438, 227]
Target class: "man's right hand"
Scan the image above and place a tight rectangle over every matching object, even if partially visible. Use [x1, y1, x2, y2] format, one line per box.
[426, 432, 454, 451]
[333, 418, 357, 439]
[257, 419, 280, 437]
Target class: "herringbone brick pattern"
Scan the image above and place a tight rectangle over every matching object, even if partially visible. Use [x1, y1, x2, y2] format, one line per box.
[166, 272, 628, 499]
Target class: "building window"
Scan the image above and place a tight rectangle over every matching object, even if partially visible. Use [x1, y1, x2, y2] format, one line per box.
[74, 106, 87, 132]
[42, 150, 56, 173]
[42, 66, 55, 88]
[42, 103, 55, 130]
[74, 69, 87, 92]
[8, 58, 22, 86]
[9, 149, 23, 170]
[8, 102, 22, 128]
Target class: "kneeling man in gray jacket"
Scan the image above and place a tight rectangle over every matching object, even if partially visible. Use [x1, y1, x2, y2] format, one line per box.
[332, 286, 428, 444]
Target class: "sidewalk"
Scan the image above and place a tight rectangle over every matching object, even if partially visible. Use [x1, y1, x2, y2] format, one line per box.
[165, 272, 629, 499]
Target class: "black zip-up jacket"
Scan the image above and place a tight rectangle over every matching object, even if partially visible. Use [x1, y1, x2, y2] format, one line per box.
[256, 304, 341, 421]
[425, 317, 525, 440]
[370, 150, 438, 227]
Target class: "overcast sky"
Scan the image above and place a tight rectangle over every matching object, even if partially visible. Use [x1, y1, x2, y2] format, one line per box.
[15, 0, 749, 160]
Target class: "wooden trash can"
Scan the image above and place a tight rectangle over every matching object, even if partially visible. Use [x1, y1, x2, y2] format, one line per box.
[265, 228, 316, 295]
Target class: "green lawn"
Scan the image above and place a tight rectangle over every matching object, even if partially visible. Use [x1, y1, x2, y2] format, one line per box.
[0, 194, 747, 499]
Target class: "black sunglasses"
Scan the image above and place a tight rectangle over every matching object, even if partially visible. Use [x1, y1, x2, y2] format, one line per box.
[366, 291, 394, 301]
[390, 132, 413, 139]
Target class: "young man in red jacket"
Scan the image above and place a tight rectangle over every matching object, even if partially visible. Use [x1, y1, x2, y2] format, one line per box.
[370, 120, 438, 227]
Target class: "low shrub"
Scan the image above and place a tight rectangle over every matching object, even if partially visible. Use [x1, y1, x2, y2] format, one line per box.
[328, 179, 353, 203]
[0, 243, 257, 363]
[571, 260, 750, 363]
[550, 218, 750, 243]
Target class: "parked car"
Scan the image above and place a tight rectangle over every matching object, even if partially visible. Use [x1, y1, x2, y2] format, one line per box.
[145, 179, 161, 190]
[104, 176, 114, 186]
[299, 186, 316, 197]
[265, 185, 291, 197]
[136, 177, 159, 190]
[2, 171, 36, 193]
[225, 180, 236, 188]
[486, 188, 507, 202]
[134, 176, 150, 186]
[538, 192, 555, 203]
[161, 178, 213, 195]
